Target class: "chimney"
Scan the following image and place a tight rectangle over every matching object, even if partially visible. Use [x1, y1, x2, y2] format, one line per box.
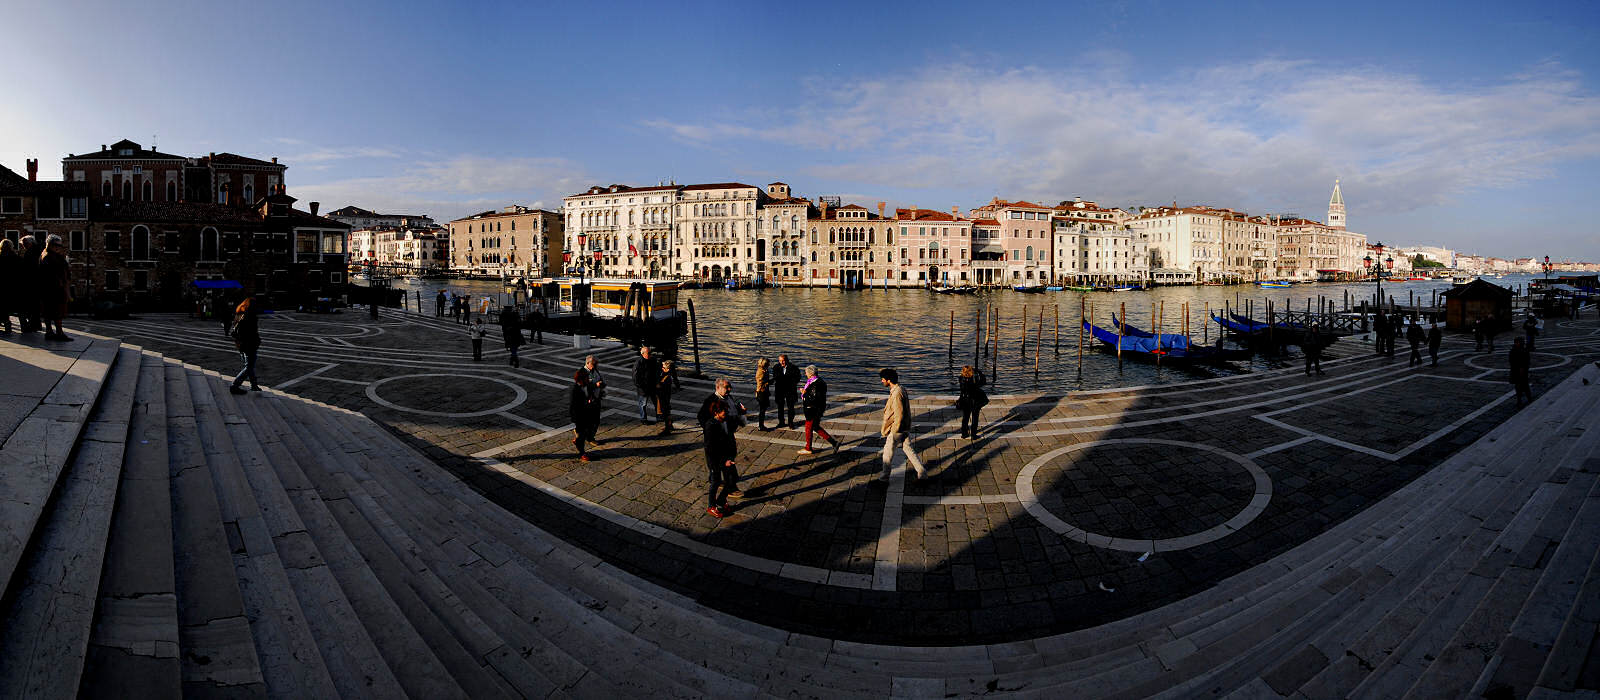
[271, 156, 278, 164]
[26, 159, 37, 181]
[101, 145, 107, 151]
[908, 205, 915, 220]
[310, 201, 320, 217]
[877, 201, 886, 218]
[819, 198, 828, 218]
[951, 206, 959, 217]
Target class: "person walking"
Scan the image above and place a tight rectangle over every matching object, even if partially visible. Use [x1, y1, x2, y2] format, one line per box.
[633, 346, 659, 423]
[1509, 336, 1532, 407]
[583, 355, 606, 444]
[655, 359, 680, 434]
[1304, 324, 1325, 376]
[1386, 312, 1402, 357]
[1427, 322, 1443, 367]
[469, 318, 486, 361]
[877, 368, 926, 482]
[754, 357, 772, 430]
[772, 354, 801, 428]
[461, 294, 473, 325]
[569, 369, 597, 462]
[435, 289, 446, 317]
[37, 235, 71, 341]
[524, 306, 545, 344]
[797, 365, 839, 455]
[696, 377, 747, 433]
[0, 239, 20, 333]
[1522, 314, 1539, 352]
[227, 297, 262, 394]
[957, 365, 987, 439]
[499, 305, 523, 367]
[1406, 320, 1425, 367]
[1473, 316, 1485, 352]
[701, 401, 739, 518]
[1372, 312, 1388, 356]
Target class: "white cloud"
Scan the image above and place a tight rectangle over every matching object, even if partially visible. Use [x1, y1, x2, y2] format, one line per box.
[292, 155, 587, 221]
[645, 61, 1600, 217]
[286, 146, 403, 163]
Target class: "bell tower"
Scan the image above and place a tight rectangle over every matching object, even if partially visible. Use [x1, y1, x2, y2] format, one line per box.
[1328, 179, 1346, 229]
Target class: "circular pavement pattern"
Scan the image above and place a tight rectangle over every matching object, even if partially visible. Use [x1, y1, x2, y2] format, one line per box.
[1464, 351, 1570, 373]
[1016, 439, 1273, 553]
[365, 373, 528, 418]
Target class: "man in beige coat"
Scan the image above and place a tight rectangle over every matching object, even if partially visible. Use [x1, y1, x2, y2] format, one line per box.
[878, 368, 926, 482]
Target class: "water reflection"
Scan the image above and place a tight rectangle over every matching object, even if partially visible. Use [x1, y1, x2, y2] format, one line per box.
[373, 274, 1536, 396]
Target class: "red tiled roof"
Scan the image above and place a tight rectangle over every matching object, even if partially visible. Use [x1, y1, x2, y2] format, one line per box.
[971, 218, 1000, 226]
[571, 184, 682, 197]
[64, 139, 187, 161]
[894, 208, 967, 223]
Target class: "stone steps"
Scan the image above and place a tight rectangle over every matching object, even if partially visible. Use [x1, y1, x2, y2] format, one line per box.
[0, 345, 139, 700]
[4, 331, 1598, 699]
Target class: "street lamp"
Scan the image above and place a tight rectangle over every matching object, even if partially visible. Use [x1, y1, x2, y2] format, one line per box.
[1363, 242, 1393, 311]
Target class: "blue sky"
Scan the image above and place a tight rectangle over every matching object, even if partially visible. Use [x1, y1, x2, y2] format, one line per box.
[3, 0, 1598, 260]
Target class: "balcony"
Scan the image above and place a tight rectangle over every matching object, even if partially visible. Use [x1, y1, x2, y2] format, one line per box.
[971, 260, 1006, 270]
[768, 255, 802, 264]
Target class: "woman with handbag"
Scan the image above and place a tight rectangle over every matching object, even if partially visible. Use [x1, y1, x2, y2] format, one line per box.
[957, 365, 987, 439]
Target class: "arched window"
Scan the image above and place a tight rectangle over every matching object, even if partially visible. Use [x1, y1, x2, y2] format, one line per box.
[166, 181, 177, 201]
[242, 183, 253, 203]
[102, 181, 111, 198]
[131, 226, 150, 260]
[201, 227, 220, 261]
[829, 231, 835, 244]
[142, 180, 153, 201]
[122, 179, 132, 200]
[1026, 245, 1034, 260]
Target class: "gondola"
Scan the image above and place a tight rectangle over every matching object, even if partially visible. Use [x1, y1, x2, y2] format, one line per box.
[930, 285, 978, 295]
[1012, 284, 1047, 293]
[1082, 319, 1251, 365]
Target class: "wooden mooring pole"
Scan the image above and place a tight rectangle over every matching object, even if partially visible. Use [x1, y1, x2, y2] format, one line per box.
[1117, 302, 1126, 372]
[948, 310, 955, 360]
[687, 299, 703, 376]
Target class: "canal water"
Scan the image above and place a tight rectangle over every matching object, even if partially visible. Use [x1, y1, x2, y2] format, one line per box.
[375, 274, 1537, 396]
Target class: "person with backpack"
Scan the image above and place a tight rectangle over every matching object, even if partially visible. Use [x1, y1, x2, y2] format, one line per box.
[957, 365, 988, 439]
[228, 297, 262, 394]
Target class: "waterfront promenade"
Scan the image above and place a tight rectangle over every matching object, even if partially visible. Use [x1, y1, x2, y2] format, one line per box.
[2, 308, 1599, 697]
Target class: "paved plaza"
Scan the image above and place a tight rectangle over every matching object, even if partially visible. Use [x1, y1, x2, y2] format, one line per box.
[72, 308, 1600, 645]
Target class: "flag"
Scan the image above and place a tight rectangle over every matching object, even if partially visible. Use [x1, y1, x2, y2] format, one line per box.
[629, 244, 638, 257]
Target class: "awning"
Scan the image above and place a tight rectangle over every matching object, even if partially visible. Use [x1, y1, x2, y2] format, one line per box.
[190, 280, 242, 290]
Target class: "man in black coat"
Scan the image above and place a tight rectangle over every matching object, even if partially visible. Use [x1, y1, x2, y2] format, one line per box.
[1303, 324, 1325, 376]
[1406, 320, 1425, 366]
[633, 346, 659, 423]
[1427, 322, 1443, 367]
[1509, 337, 1532, 407]
[772, 353, 802, 428]
[435, 289, 446, 317]
[1372, 312, 1388, 356]
[701, 402, 739, 518]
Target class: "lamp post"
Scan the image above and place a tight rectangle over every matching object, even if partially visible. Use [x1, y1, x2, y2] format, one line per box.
[1363, 241, 1393, 312]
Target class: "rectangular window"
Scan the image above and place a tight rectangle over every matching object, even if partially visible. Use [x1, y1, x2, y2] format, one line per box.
[70, 230, 85, 251]
[133, 270, 148, 291]
[321, 233, 346, 254]
[36, 196, 61, 218]
[1010, 212, 1022, 219]
[104, 230, 121, 252]
[66, 198, 86, 218]
[105, 269, 119, 289]
[0, 197, 20, 214]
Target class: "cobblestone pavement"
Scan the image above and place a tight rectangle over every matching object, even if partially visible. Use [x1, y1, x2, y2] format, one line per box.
[73, 309, 1600, 644]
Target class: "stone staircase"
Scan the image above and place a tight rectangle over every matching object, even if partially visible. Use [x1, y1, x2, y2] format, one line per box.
[2, 330, 1598, 698]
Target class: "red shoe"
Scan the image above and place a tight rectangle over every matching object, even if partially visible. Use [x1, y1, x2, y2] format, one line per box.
[579, 454, 590, 462]
[706, 506, 726, 518]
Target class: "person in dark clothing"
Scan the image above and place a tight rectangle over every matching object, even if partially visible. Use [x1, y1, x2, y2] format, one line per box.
[0, 239, 20, 333]
[1522, 315, 1539, 352]
[1304, 324, 1325, 376]
[469, 319, 486, 360]
[499, 306, 523, 367]
[1406, 321, 1425, 367]
[1473, 316, 1485, 352]
[633, 346, 659, 423]
[524, 308, 545, 344]
[1387, 313, 1402, 357]
[228, 298, 262, 394]
[957, 364, 987, 439]
[1372, 312, 1388, 356]
[702, 401, 739, 518]
[1427, 322, 1443, 367]
[655, 359, 680, 434]
[1509, 337, 1532, 407]
[797, 364, 839, 455]
[696, 378, 747, 434]
[37, 235, 70, 341]
[569, 369, 597, 461]
[772, 354, 801, 428]
[435, 289, 446, 317]
[17, 235, 39, 334]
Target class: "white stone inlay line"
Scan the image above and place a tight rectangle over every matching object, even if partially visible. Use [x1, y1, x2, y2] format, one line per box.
[496, 411, 555, 432]
[1015, 439, 1272, 553]
[1463, 351, 1571, 373]
[275, 362, 338, 391]
[1243, 435, 1315, 460]
[365, 373, 528, 418]
[903, 493, 1021, 506]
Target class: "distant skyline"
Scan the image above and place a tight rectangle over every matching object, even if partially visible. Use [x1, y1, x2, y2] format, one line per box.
[3, 0, 1597, 259]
